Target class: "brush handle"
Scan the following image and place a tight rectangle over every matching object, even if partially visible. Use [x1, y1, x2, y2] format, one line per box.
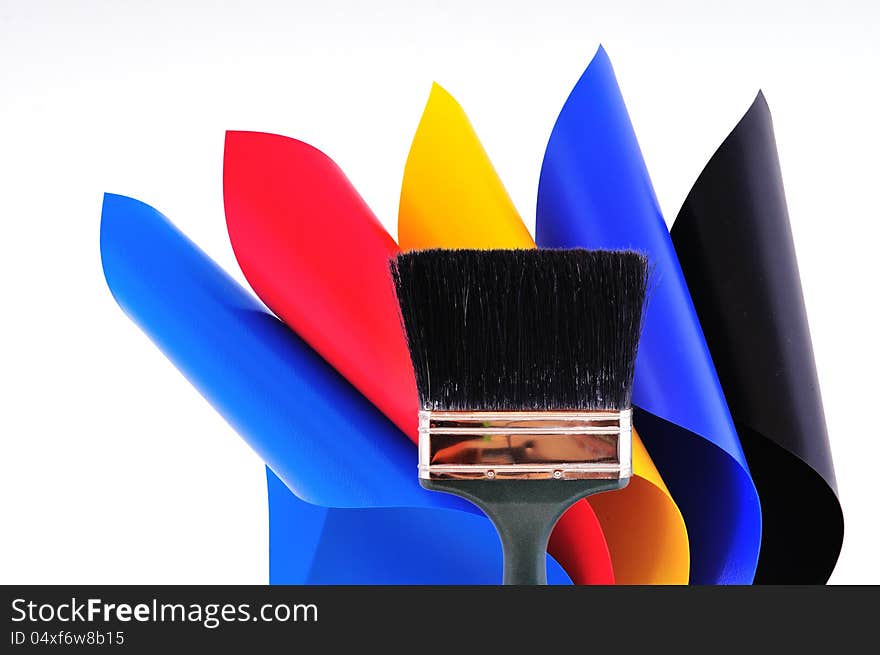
[422, 478, 627, 585]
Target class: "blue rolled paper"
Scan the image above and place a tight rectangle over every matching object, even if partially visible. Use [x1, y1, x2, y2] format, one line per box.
[100, 193, 570, 584]
[266, 470, 552, 584]
[536, 47, 762, 583]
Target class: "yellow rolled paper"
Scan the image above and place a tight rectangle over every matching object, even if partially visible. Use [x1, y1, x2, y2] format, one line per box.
[398, 83, 689, 584]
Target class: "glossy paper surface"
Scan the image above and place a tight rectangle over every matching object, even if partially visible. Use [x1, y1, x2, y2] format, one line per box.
[223, 131, 615, 584]
[399, 83, 689, 584]
[536, 47, 762, 583]
[671, 94, 843, 582]
[100, 193, 570, 584]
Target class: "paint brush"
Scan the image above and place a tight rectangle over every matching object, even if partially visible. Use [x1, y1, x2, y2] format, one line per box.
[391, 248, 648, 584]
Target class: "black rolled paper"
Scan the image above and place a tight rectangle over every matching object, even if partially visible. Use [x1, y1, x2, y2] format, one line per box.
[671, 93, 843, 583]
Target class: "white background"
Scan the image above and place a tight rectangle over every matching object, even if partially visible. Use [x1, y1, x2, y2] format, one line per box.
[1, 0, 878, 584]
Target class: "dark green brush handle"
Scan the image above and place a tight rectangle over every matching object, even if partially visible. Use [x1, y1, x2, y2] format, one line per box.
[423, 478, 628, 585]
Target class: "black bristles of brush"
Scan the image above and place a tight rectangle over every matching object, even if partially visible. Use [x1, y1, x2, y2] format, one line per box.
[391, 248, 648, 413]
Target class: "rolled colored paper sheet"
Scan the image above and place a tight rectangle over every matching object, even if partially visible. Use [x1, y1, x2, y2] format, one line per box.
[100, 193, 570, 584]
[265, 470, 571, 583]
[224, 133, 417, 438]
[398, 82, 690, 585]
[536, 46, 762, 584]
[223, 132, 615, 584]
[671, 93, 843, 583]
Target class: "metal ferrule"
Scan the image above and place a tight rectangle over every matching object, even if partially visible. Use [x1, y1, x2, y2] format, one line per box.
[418, 409, 632, 481]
